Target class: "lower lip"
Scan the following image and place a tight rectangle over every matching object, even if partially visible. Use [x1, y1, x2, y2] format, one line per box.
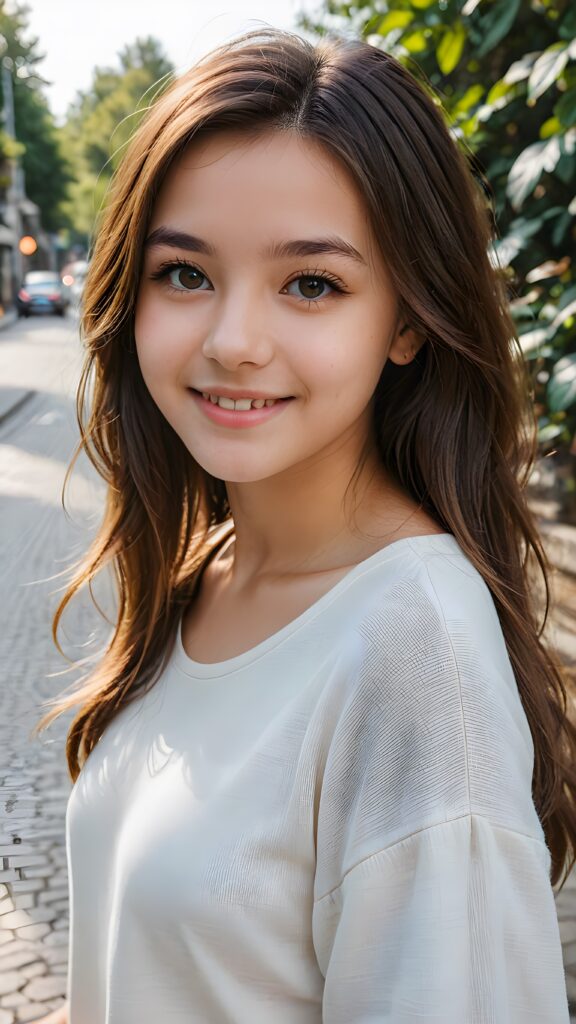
[189, 390, 294, 428]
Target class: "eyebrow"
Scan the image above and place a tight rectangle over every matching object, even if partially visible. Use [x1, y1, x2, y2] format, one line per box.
[144, 227, 367, 266]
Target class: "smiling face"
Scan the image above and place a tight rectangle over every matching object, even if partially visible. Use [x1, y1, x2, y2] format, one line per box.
[134, 129, 412, 486]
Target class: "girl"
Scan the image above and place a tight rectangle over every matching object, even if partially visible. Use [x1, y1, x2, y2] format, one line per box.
[35, 26, 574, 1024]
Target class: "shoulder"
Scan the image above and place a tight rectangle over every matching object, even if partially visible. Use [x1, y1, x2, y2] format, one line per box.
[355, 533, 513, 690]
[351, 535, 527, 751]
[322, 533, 541, 842]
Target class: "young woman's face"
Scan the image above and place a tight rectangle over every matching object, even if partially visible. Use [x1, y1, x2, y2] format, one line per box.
[135, 130, 407, 484]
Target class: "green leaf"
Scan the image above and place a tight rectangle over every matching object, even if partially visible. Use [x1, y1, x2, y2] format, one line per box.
[503, 52, 540, 85]
[492, 215, 543, 266]
[552, 210, 572, 245]
[563, 127, 576, 153]
[362, 13, 384, 36]
[553, 151, 573, 188]
[518, 327, 549, 356]
[538, 422, 565, 442]
[512, 303, 541, 321]
[411, 0, 435, 7]
[559, 6, 576, 41]
[528, 43, 570, 103]
[558, 285, 576, 310]
[486, 79, 513, 105]
[506, 137, 562, 210]
[402, 31, 429, 53]
[517, 298, 576, 359]
[555, 86, 576, 127]
[477, 82, 521, 122]
[436, 22, 466, 75]
[549, 298, 576, 334]
[377, 10, 414, 34]
[0, 131, 25, 160]
[541, 205, 567, 221]
[453, 83, 484, 115]
[459, 115, 478, 135]
[524, 344, 554, 362]
[476, 0, 521, 58]
[540, 116, 562, 139]
[547, 354, 576, 413]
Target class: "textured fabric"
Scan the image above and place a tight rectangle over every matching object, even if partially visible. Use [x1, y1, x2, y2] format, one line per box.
[65, 533, 570, 1023]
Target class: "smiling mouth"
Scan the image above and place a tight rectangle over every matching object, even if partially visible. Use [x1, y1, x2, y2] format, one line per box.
[190, 389, 293, 410]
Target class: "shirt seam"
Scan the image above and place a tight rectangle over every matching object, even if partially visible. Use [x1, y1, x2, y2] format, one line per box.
[313, 812, 549, 903]
[414, 547, 473, 813]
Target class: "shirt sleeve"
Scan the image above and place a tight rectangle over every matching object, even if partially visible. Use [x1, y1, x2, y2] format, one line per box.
[312, 813, 570, 1022]
[311, 564, 570, 1022]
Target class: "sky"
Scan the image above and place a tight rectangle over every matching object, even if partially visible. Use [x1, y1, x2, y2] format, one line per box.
[23, 0, 312, 123]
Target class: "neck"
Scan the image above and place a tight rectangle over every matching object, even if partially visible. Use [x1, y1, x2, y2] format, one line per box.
[219, 445, 422, 589]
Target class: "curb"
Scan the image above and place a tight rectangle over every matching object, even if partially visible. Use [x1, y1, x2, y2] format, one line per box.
[0, 311, 32, 424]
[0, 388, 36, 426]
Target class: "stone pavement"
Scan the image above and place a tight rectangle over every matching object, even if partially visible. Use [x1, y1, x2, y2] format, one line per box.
[0, 316, 576, 1021]
[0, 314, 106, 1022]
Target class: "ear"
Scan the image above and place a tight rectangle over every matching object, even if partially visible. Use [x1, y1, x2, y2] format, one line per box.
[387, 322, 427, 367]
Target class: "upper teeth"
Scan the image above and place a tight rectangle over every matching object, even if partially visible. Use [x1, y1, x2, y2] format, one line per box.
[201, 393, 279, 410]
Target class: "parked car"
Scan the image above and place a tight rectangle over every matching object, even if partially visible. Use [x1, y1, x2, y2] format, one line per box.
[61, 259, 89, 308]
[17, 271, 69, 317]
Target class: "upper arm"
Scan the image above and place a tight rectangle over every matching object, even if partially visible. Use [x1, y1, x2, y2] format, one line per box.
[311, 562, 568, 1020]
[314, 567, 542, 900]
[313, 814, 569, 1022]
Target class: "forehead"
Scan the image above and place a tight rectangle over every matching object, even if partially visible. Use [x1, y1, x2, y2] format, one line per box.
[149, 130, 373, 246]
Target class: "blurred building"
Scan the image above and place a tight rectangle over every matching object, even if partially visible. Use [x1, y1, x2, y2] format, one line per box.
[0, 175, 49, 311]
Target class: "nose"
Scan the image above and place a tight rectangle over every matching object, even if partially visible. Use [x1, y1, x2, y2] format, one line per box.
[201, 285, 274, 371]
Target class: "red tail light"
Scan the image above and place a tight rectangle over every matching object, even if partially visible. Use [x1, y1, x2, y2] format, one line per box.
[18, 289, 30, 300]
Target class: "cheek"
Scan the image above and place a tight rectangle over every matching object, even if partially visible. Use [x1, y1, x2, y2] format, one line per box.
[299, 315, 387, 405]
[134, 292, 190, 387]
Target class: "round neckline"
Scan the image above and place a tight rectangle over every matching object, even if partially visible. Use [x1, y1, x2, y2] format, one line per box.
[174, 532, 457, 679]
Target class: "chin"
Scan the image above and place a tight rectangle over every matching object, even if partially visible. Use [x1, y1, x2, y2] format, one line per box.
[207, 459, 301, 486]
[189, 454, 280, 484]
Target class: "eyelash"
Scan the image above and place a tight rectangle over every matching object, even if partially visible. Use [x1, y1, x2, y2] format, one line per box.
[149, 258, 349, 307]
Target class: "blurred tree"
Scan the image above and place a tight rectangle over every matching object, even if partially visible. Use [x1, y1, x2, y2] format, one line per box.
[297, 0, 576, 512]
[61, 37, 174, 245]
[0, 0, 73, 232]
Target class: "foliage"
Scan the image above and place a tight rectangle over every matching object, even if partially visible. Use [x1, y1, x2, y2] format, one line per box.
[14, 84, 74, 233]
[0, 126, 23, 160]
[296, 0, 576, 482]
[61, 37, 174, 246]
[0, 1, 73, 232]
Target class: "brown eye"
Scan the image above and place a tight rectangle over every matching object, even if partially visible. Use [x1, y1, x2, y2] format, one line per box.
[283, 269, 346, 304]
[297, 276, 327, 299]
[169, 266, 205, 290]
[285, 272, 345, 303]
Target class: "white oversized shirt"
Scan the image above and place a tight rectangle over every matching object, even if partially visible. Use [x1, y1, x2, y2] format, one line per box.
[65, 532, 570, 1022]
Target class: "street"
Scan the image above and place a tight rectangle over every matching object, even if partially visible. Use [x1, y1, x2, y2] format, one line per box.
[0, 313, 106, 1022]
[0, 315, 576, 1021]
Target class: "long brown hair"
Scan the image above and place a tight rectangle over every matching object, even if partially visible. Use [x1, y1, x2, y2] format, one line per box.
[34, 27, 576, 890]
